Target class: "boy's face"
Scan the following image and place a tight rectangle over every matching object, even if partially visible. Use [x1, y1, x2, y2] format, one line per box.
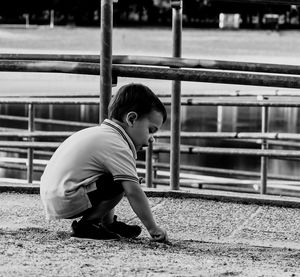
[125, 110, 164, 151]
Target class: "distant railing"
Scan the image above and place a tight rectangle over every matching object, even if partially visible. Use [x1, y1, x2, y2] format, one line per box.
[1, 54, 300, 196]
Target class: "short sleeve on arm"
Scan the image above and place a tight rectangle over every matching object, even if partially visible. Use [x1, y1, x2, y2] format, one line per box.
[104, 144, 139, 184]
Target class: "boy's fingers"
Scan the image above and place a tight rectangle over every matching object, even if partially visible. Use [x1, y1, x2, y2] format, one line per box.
[151, 234, 162, 240]
[151, 232, 168, 242]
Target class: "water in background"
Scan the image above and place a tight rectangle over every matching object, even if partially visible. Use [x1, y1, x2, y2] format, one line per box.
[181, 104, 300, 178]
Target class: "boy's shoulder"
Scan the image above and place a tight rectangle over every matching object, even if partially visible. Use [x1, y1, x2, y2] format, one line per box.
[71, 120, 135, 154]
[101, 119, 137, 159]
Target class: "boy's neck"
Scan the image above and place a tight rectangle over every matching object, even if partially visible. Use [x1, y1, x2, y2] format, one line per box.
[110, 118, 125, 127]
[109, 118, 137, 153]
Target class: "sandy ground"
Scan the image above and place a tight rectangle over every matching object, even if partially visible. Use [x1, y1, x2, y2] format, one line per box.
[1, 192, 300, 277]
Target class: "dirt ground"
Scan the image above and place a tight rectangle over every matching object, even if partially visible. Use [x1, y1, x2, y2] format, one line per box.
[1, 192, 300, 277]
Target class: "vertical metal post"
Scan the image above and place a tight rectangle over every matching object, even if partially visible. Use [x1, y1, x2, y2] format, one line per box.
[50, 10, 55, 29]
[24, 14, 30, 29]
[232, 106, 238, 132]
[217, 106, 223, 132]
[27, 104, 35, 184]
[153, 153, 158, 188]
[100, 0, 113, 123]
[260, 102, 269, 194]
[170, 0, 182, 190]
[146, 140, 153, 188]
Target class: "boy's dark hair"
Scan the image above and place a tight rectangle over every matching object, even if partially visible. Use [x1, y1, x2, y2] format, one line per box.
[108, 83, 167, 123]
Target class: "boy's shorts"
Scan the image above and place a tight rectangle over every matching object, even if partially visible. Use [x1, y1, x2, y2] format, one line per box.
[69, 174, 124, 219]
[88, 173, 124, 204]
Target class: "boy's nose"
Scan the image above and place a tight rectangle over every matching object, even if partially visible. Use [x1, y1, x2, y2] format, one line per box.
[148, 136, 155, 143]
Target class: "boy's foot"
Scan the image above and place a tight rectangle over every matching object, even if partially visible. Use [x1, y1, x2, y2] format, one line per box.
[106, 215, 142, 239]
[71, 220, 120, 240]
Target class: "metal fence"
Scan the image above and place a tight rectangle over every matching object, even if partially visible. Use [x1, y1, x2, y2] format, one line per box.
[1, 52, 300, 196]
[1, 0, 300, 197]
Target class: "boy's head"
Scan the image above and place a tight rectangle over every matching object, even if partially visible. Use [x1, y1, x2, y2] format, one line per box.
[108, 83, 167, 150]
[109, 83, 167, 123]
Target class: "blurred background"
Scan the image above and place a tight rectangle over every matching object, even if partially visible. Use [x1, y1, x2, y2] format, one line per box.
[0, 0, 299, 29]
[1, 0, 300, 195]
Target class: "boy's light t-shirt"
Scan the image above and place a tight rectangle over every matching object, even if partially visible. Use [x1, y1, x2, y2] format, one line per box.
[40, 119, 139, 220]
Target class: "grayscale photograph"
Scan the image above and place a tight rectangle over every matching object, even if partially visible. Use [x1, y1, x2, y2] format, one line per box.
[0, 0, 300, 276]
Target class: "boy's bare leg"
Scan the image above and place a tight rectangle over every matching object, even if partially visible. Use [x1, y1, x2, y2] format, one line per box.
[80, 192, 124, 223]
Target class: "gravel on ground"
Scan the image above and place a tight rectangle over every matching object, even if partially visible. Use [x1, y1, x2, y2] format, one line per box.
[1, 192, 300, 277]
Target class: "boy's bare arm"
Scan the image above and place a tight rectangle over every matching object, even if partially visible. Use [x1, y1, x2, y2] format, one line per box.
[122, 180, 167, 241]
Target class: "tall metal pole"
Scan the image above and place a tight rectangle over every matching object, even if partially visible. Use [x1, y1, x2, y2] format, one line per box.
[27, 104, 35, 184]
[260, 99, 269, 194]
[50, 10, 55, 29]
[100, 0, 113, 123]
[170, 0, 182, 190]
[146, 140, 153, 188]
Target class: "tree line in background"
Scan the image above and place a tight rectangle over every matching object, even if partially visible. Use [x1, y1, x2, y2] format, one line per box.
[0, 0, 299, 28]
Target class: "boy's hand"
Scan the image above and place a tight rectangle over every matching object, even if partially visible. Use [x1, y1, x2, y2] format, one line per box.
[149, 227, 168, 243]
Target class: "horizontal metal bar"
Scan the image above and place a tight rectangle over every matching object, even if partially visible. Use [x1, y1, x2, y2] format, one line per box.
[0, 162, 44, 172]
[0, 60, 99, 75]
[34, 117, 94, 128]
[151, 161, 300, 182]
[2, 141, 298, 160]
[2, 130, 300, 142]
[152, 179, 300, 197]
[136, 160, 300, 181]
[152, 178, 300, 190]
[2, 96, 300, 108]
[0, 97, 100, 104]
[0, 131, 73, 138]
[0, 114, 93, 127]
[114, 56, 300, 76]
[0, 156, 47, 164]
[152, 178, 255, 191]
[1, 54, 300, 75]
[155, 131, 300, 141]
[153, 144, 300, 158]
[0, 53, 99, 63]
[1, 60, 300, 89]
[0, 147, 53, 156]
[113, 65, 300, 89]
[189, 146, 300, 158]
[179, 99, 300, 107]
[3, 91, 300, 98]
[0, 141, 60, 149]
[1, 130, 300, 142]
[229, 138, 300, 149]
[171, 92, 300, 97]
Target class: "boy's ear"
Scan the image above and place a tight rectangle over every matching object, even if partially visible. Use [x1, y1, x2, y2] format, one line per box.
[125, 112, 138, 126]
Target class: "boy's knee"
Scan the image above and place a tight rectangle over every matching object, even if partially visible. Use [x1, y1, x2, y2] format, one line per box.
[87, 174, 124, 206]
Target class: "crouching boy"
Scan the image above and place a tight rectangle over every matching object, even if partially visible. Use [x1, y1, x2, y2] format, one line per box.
[40, 83, 168, 242]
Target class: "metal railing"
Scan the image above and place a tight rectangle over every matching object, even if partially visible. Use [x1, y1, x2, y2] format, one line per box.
[1, 58, 300, 88]
[1, 0, 300, 196]
[1, 72, 300, 196]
